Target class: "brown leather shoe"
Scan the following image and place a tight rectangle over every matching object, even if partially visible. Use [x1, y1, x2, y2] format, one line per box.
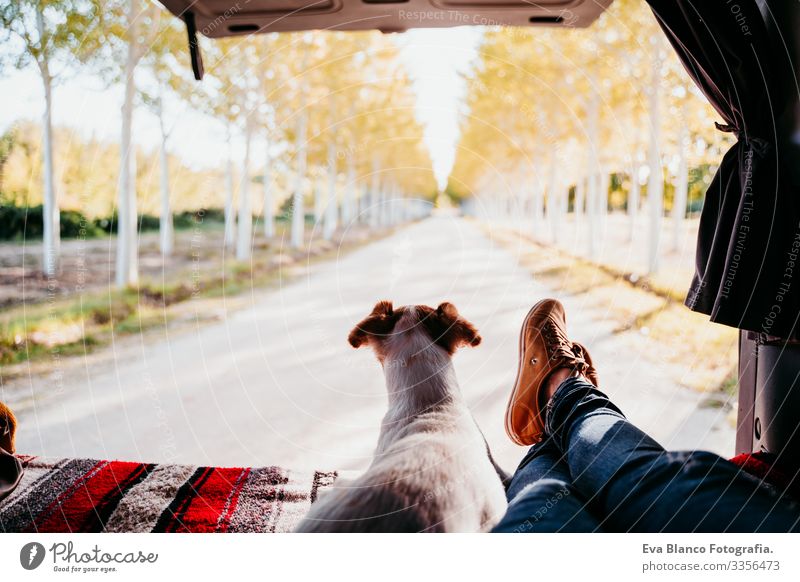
[504, 299, 598, 446]
[0, 402, 16, 454]
[0, 401, 22, 502]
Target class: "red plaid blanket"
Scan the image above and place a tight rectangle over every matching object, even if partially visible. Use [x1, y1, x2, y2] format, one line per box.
[0, 456, 337, 533]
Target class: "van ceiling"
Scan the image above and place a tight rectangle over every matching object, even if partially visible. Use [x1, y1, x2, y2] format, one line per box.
[158, 0, 614, 37]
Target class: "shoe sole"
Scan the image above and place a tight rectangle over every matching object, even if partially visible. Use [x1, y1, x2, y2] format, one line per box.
[504, 298, 559, 445]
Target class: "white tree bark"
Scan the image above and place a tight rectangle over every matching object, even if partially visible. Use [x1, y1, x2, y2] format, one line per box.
[370, 157, 380, 229]
[40, 70, 59, 276]
[627, 161, 640, 242]
[547, 155, 560, 244]
[574, 175, 585, 220]
[223, 129, 236, 248]
[158, 101, 173, 257]
[36, 7, 59, 277]
[127, 147, 138, 285]
[262, 144, 274, 238]
[115, 0, 138, 288]
[391, 183, 401, 226]
[646, 41, 664, 274]
[587, 172, 598, 259]
[343, 156, 356, 226]
[532, 176, 545, 237]
[586, 87, 600, 259]
[358, 184, 367, 223]
[323, 94, 338, 240]
[236, 117, 253, 261]
[323, 139, 338, 241]
[383, 185, 393, 227]
[600, 169, 610, 223]
[313, 179, 324, 225]
[290, 105, 308, 249]
[672, 121, 689, 251]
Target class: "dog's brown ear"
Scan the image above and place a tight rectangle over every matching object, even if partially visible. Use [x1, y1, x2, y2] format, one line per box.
[370, 300, 394, 317]
[436, 302, 459, 320]
[423, 302, 482, 354]
[348, 300, 398, 348]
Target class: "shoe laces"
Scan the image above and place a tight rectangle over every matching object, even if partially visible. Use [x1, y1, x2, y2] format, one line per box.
[541, 320, 581, 364]
[570, 342, 595, 377]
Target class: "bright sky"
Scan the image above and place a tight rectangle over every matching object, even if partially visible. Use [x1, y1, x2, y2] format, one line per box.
[0, 28, 482, 191]
[398, 28, 483, 188]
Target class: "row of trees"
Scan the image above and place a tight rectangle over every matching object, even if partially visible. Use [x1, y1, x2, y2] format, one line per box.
[1, 0, 436, 285]
[449, 0, 731, 273]
[1, 122, 223, 218]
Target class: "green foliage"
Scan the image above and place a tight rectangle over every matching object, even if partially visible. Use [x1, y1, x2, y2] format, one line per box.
[95, 208, 224, 235]
[688, 164, 716, 213]
[0, 126, 16, 193]
[0, 204, 224, 240]
[0, 204, 103, 240]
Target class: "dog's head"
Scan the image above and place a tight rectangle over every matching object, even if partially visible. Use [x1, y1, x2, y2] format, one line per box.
[348, 300, 481, 363]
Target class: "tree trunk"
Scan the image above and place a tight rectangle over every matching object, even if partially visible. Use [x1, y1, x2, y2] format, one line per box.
[382, 186, 392, 227]
[128, 149, 138, 283]
[586, 87, 600, 259]
[600, 169, 610, 223]
[575, 175, 585, 220]
[547, 155, 560, 244]
[158, 105, 173, 257]
[587, 172, 598, 259]
[358, 184, 367, 223]
[393, 184, 400, 226]
[40, 70, 59, 276]
[115, 0, 138, 288]
[37, 9, 59, 277]
[356, 184, 364, 223]
[533, 177, 545, 237]
[627, 161, 640, 242]
[262, 143, 274, 238]
[313, 179, 324, 225]
[672, 122, 689, 251]
[343, 156, 356, 226]
[323, 139, 338, 241]
[290, 103, 307, 248]
[323, 94, 338, 240]
[370, 157, 380, 229]
[391, 183, 401, 226]
[646, 41, 664, 274]
[236, 118, 253, 261]
[224, 129, 236, 248]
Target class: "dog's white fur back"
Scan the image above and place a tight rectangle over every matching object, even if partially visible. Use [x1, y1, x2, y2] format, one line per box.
[295, 304, 507, 532]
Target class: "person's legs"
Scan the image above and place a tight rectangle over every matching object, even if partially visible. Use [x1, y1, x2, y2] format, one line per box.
[547, 377, 800, 532]
[492, 437, 602, 532]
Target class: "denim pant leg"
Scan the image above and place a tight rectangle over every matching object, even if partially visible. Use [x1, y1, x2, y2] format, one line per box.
[492, 438, 603, 532]
[547, 377, 800, 532]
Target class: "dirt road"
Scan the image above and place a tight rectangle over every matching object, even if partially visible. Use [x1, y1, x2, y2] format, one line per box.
[8, 215, 734, 472]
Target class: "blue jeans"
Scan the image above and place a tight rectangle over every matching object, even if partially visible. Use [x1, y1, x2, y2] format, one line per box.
[493, 377, 800, 532]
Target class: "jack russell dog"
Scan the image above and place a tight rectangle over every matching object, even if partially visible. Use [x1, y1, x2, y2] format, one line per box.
[295, 301, 507, 532]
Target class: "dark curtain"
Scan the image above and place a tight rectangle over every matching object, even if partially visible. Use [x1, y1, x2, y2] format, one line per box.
[645, 0, 800, 339]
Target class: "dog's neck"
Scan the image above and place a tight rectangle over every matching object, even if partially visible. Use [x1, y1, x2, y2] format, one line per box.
[385, 353, 459, 413]
[373, 345, 463, 459]
[379, 327, 463, 423]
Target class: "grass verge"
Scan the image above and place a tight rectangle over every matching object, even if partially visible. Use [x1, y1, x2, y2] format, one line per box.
[0, 226, 395, 368]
